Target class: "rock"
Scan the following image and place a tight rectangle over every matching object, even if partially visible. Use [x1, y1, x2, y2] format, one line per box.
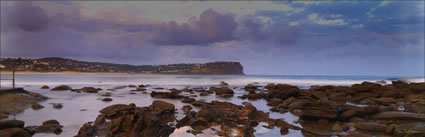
[354, 122, 387, 132]
[190, 120, 209, 131]
[41, 85, 50, 89]
[266, 86, 299, 100]
[182, 105, 193, 113]
[0, 120, 25, 130]
[101, 92, 112, 97]
[219, 81, 228, 86]
[312, 91, 327, 100]
[394, 122, 425, 136]
[31, 103, 44, 110]
[42, 120, 60, 126]
[409, 83, 425, 93]
[75, 103, 176, 137]
[331, 123, 344, 132]
[128, 85, 137, 88]
[210, 87, 234, 95]
[328, 92, 347, 102]
[219, 94, 233, 98]
[376, 80, 387, 85]
[50, 85, 72, 91]
[349, 92, 375, 103]
[181, 97, 196, 103]
[28, 123, 63, 134]
[151, 91, 183, 99]
[247, 91, 263, 100]
[178, 101, 300, 137]
[372, 112, 425, 120]
[131, 88, 146, 91]
[196, 109, 216, 122]
[78, 87, 99, 93]
[101, 98, 113, 102]
[150, 100, 175, 114]
[24, 91, 49, 100]
[385, 124, 398, 134]
[392, 80, 409, 88]
[244, 84, 258, 92]
[299, 102, 339, 119]
[52, 103, 63, 109]
[0, 128, 32, 137]
[267, 98, 283, 106]
[199, 92, 209, 96]
[191, 101, 205, 107]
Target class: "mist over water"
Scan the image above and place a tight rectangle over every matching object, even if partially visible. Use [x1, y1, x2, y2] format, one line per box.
[1, 74, 423, 88]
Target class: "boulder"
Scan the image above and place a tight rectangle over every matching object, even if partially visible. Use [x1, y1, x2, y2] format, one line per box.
[52, 103, 63, 109]
[78, 87, 99, 93]
[299, 102, 339, 119]
[50, 85, 72, 91]
[181, 97, 196, 103]
[75, 103, 176, 137]
[150, 100, 175, 113]
[244, 84, 258, 92]
[210, 87, 234, 95]
[31, 103, 44, 110]
[101, 98, 113, 102]
[0, 120, 25, 130]
[266, 86, 299, 100]
[392, 80, 409, 88]
[42, 120, 60, 126]
[151, 91, 183, 99]
[41, 85, 50, 89]
[0, 128, 32, 137]
[190, 120, 209, 131]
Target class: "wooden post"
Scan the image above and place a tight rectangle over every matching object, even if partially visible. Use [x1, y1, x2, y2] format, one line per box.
[12, 69, 15, 88]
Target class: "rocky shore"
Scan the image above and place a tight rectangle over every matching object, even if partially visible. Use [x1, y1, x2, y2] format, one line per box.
[1, 80, 424, 137]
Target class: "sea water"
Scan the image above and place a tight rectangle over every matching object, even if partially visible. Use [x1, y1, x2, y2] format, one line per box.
[0, 74, 423, 137]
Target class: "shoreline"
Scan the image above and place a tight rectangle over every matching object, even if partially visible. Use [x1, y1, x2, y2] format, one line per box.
[0, 71, 245, 75]
[0, 71, 131, 75]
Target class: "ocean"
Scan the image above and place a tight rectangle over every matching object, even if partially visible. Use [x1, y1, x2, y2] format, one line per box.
[0, 74, 423, 137]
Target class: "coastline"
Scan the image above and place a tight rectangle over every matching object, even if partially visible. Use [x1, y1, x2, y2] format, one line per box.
[0, 71, 131, 75]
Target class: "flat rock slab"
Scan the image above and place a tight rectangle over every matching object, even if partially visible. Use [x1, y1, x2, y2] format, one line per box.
[395, 122, 425, 136]
[372, 112, 425, 121]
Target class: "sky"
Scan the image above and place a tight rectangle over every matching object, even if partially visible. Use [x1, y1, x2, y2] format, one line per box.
[1, 1, 424, 76]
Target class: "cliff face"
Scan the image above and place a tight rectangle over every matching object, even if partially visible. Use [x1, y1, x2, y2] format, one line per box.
[177, 62, 244, 75]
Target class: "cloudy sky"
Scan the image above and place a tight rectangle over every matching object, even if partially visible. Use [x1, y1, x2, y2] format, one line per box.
[1, 1, 424, 76]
